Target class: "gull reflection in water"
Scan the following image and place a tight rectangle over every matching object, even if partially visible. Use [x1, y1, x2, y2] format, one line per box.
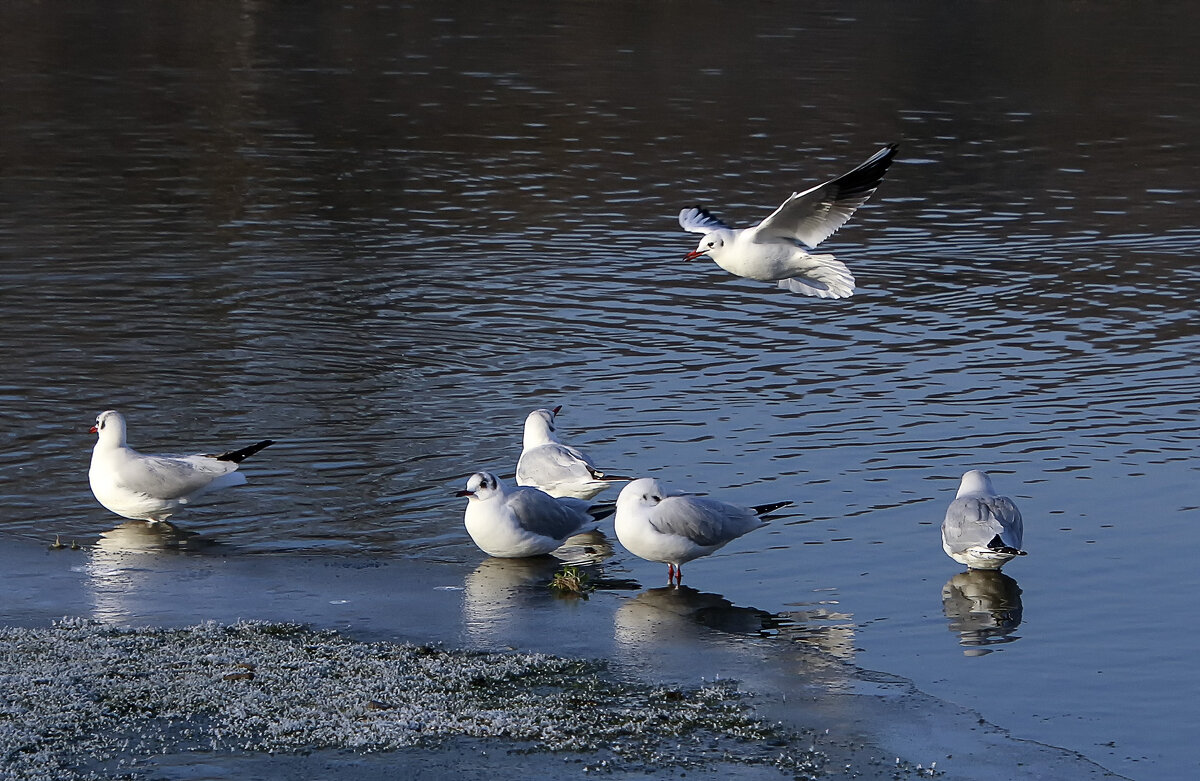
[96, 520, 202, 554]
[462, 531, 613, 642]
[941, 570, 1023, 656]
[615, 587, 858, 663]
[614, 586, 783, 648]
[85, 521, 210, 623]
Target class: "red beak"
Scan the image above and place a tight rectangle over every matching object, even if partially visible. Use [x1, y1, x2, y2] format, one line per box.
[89, 425, 98, 434]
[552, 405, 562, 415]
[684, 249, 706, 261]
[455, 489, 474, 498]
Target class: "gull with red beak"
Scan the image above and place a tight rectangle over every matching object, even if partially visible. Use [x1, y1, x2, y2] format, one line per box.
[515, 405, 628, 499]
[679, 144, 898, 299]
[615, 477, 791, 586]
[88, 409, 274, 523]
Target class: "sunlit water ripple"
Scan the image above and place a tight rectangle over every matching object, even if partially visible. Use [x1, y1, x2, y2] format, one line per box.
[2, 2, 1199, 778]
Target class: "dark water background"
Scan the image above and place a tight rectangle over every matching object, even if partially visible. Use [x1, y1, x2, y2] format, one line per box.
[1, 2, 1197, 778]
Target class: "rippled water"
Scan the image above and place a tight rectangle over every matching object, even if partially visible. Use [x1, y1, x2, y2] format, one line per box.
[2, 2, 1198, 778]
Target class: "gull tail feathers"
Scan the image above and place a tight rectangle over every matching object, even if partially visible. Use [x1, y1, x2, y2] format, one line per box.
[779, 255, 855, 299]
[192, 471, 248, 495]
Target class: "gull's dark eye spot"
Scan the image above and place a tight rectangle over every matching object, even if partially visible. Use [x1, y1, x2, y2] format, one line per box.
[707, 241, 714, 247]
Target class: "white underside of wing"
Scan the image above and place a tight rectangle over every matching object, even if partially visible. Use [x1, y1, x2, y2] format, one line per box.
[679, 206, 730, 234]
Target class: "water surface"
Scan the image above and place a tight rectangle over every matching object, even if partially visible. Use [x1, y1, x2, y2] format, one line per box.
[1, 2, 1198, 778]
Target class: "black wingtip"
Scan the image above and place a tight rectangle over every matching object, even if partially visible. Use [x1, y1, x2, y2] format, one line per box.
[215, 439, 275, 463]
[589, 503, 617, 522]
[752, 500, 793, 516]
[875, 142, 900, 159]
[986, 534, 1026, 556]
[831, 144, 900, 199]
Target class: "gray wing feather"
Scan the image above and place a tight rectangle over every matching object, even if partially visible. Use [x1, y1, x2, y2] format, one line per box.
[984, 496, 1023, 549]
[115, 454, 238, 500]
[516, 443, 598, 485]
[650, 496, 759, 547]
[943, 496, 1023, 550]
[507, 487, 589, 540]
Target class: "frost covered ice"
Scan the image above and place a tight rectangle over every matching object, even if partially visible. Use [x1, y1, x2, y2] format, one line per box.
[0, 618, 828, 779]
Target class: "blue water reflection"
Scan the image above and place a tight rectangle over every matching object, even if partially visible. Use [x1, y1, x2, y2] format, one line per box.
[941, 570, 1024, 656]
[1, 1, 1198, 777]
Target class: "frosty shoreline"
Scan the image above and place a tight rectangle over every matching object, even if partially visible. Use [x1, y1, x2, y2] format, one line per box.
[0, 538, 1124, 780]
[0, 618, 829, 779]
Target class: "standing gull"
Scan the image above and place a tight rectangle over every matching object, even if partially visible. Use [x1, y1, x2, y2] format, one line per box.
[515, 406, 627, 499]
[679, 143, 898, 298]
[941, 469, 1027, 571]
[88, 409, 274, 523]
[615, 477, 790, 586]
[457, 471, 613, 558]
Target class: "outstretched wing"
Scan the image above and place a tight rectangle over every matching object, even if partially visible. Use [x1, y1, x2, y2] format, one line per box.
[679, 206, 730, 234]
[755, 144, 898, 248]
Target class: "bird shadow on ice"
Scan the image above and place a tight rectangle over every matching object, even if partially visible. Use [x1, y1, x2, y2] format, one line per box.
[461, 531, 639, 642]
[941, 569, 1024, 656]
